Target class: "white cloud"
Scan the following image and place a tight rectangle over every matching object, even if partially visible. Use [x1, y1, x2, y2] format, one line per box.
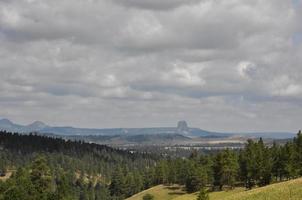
[0, 7, 21, 27]
[161, 63, 205, 87]
[270, 75, 302, 97]
[237, 61, 257, 79]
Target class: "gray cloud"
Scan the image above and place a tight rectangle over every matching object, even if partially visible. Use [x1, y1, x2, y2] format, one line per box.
[0, 0, 301, 132]
[112, 0, 201, 11]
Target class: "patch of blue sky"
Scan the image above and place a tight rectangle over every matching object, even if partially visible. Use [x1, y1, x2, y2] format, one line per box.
[292, 0, 301, 6]
[292, 32, 302, 45]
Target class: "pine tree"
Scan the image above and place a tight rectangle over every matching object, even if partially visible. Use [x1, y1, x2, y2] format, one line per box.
[30, 156, 53, 199]
[0, 162, 6, 177]
[257, 138, 272, 186]
[55, 169, 73, 200]
[143, 168, 155, 189]
[109, 166, 125, 198]
[196, 187, 209, 200]
[243, 140, 257, 189]
[124, 172, 136, 196]
[213, 149, 238, 190]
[293, 131, 302, 176]
[185, 161, 207, 193]
[154, 160, 168, 184]
[95, 182, 111, 200]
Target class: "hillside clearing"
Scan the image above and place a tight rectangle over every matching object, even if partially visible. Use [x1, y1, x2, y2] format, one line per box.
[0, 171, 13, 181]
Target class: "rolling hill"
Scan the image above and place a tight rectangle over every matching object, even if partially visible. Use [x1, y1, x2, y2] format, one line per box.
[126, 178, 302, 200]
[63, 133, 193, 146]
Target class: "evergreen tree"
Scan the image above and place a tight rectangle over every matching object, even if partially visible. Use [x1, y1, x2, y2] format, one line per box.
[109, 166, 125, 199]
[257, 138, 272, 186]
[0, 162, 6, 176]
[271, 142, 282, 181]
[283, 142, 296, 178]
[196, 187, 209, 200]
[293, 131, 302, 176]
[95, 182, 111, 200]
[55, 169, 74, 200]
[30, 156, 53, 199]
[154, 160, 168, 184]
[124, 172, 136, 196]
[2, 186, 28, 200]
[133, 171, 144, 194]
[185, 161, 207, 193]
[199, 154, 213, 185]
[213, 149, 238, 190]
[242, 140, 258, 189]
[143, 168, 155, 189]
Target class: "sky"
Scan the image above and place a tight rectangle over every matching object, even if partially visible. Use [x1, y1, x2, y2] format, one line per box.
[0, 0, 301, 132]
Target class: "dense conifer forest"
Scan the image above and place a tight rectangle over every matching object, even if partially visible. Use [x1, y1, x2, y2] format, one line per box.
[1, 130, 302, 200]
[0, 131, 159, 199]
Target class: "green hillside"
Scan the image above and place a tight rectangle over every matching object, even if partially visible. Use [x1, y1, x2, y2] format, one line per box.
[127, 178, 302, 200]
[125, 185, 186, 200]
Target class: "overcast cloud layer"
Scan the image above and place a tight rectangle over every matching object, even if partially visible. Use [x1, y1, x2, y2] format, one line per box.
[0, 0, 302, 132]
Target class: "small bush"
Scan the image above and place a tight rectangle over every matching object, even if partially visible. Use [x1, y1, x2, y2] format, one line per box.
[142, 193, 154, 200]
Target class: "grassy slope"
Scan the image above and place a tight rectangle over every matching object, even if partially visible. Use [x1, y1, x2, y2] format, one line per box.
[127, 178, 302, 200]
[125, 185, 186, 200]
[173, 188, 245, 200]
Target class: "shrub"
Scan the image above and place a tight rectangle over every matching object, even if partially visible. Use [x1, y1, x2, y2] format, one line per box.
[142, 193, 154, 200]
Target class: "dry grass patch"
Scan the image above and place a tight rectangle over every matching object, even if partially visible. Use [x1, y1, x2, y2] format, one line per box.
[0, 171, 13, 181]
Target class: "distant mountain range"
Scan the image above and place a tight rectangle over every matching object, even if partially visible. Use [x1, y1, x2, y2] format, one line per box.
[0, 118, 228, 138]
[0, 118, 296, 140]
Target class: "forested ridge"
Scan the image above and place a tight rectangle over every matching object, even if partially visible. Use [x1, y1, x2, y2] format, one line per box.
[1, 130, 302, 200]
[0, 131, 159, 200]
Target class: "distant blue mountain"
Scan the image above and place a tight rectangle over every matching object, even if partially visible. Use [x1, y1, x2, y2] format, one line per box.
[0, 118, 296, 139]
[0, 118, 25, 132]
[0, 118, 227, 137]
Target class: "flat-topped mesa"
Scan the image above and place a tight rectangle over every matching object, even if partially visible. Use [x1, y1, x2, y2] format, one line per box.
[177, 120, 189, 133]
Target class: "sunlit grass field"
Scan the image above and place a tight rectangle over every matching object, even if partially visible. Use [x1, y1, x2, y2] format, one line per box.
[127, 178, 302, 200]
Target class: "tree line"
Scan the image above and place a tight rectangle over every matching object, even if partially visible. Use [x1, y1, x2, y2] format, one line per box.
[149, 131, 302, 193]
